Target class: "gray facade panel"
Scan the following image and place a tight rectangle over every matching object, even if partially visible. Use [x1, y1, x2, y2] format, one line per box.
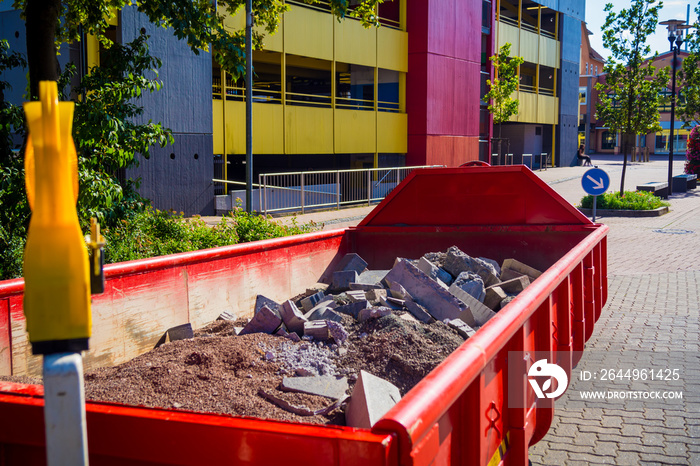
[120, 7, 212, 135]
[556, 114, 578, 167]
[559, 59, 579, 116]
[127, 134, 215, 216]
[559, 14, 582, 63]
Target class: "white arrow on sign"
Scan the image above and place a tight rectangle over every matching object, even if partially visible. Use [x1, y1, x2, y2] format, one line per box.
[586, 175, 605, 190]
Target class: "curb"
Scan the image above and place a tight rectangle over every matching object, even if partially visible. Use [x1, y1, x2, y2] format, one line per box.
[577, 206, 669, 217]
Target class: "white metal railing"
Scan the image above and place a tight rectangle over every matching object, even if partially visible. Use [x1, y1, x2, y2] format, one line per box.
[215, 165, 442, 215]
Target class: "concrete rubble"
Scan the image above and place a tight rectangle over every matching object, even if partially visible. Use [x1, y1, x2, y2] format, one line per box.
[237, 250, 540, 422]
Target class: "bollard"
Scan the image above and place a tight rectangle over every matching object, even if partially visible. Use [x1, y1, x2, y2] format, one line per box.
[23, 81, 90, 466]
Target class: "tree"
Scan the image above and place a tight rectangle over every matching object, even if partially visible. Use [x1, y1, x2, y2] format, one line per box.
[14, 0, 383, 101]
[595, 0, 669, 195]
[678, 2, 700, 128]
[485, 43, 524, 162]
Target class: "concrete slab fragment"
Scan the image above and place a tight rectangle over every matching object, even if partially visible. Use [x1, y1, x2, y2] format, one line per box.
[484, 286, 508, 310]
[448, 318, 477, 339]
[383, 259, 471, 324]
[255, 295, 282, 318]
[448, 284, 495, 326]
[239, 306, 282, 335]
[301, 291, 326, 312]
[404, 299, 434, 323]
[501, 258, 542, 283]
[495, 275, 530, 294]
[346, 370, 402, 428]
[167, 323, 193, 341]
[280, 300, 308, 335]
[333, 270, 358, 290]
[349, 282, 383, 291]
[308, 296, 337, 313]
[304, 321, 329, 340]
[305, 307, 343, 323]
[216, 311, 235, 321]
[346, 290, 367, 303]
[335, 300, 369, 319]
[500, 268, 525, 282]
[337, 253, 369, 274]
[416, 257, 450, 289]
[452, 271, 486, 302]
[356, 270, 389, 286]
[385, 279, 411, 300]
[365, 289, 387, 304]
[443, 246, 499, 286]
[281, 375, 349, 399]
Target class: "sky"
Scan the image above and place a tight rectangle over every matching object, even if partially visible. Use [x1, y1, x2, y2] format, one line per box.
[585, 0, 698, 60]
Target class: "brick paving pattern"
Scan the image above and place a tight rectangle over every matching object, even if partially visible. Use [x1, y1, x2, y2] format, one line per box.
[530, 157, 700, 465]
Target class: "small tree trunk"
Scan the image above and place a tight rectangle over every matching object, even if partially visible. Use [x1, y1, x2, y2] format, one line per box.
[25, 0, 62, 100]
[619, 132, 632, 195]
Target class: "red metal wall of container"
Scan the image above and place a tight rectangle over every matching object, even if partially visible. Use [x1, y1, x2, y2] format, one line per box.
[406, 0, 482, 167]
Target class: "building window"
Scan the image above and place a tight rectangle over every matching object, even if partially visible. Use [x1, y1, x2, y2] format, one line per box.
[585, 63, 588, 74]
[579, 86, 587, 105]
[595, 65, 598, 75]
[601, 131, 616, 150]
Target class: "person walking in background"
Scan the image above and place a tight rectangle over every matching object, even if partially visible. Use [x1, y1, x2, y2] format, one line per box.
[577, 144, 592, 166]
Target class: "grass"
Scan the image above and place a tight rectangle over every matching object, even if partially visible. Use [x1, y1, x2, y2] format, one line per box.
[579, 191, 670, 211]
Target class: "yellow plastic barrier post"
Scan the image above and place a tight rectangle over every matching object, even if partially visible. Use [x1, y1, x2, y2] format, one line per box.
[23, 81, 91, 353]
[23, 81, 90, 466]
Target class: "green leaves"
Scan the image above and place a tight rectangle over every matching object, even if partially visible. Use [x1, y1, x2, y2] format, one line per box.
[485, 43, 524, 125]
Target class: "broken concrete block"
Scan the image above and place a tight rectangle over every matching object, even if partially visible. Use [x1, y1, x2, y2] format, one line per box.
[422, 251, 446, 268]
[416, 257, 450, 288]
[301, 291, 326, 312]
[255, 295, 282, 318]
[358, 306, 392, 322]
[448, 318, 477, 339]
[167, 323, 194, 341]
[305, 307, 343, 323]
[484, 286, 508, 311]
[304, 321, 330, 340]
[383, 258, 471, 324]
[333, 270, 358, 290]
[379, 295, 405, 310]
[365, 289, 387, 304]
[234, 327, 244, 335]
[449, 283, 496, 326]
[275, 326, 289, 337]
[216, 311, 235, 321]
[479, 257, 501, 276]
[281, 375, 349, 400]
[307, 283, 330, 294]
[495, 275, 530, 295]
[501, 258, 542, 283]
[346, 370, 402, 428]
[385, 279, 411, 300]
[452, 271, 486, 302]
[500, 268, 525, 282]
[443, 246, 499, 286]
[335, 300, 369, 319]
[308, 296, 337, 313]
[499, 295, 516, 310]
[336, 253, 369, 274]
[356, 270, 389, 286]
[404, 299, 434, 323]
[327, 321, 349, 345]
[349, 282, 383, 291]
[280, 300, 308, 335]
[346, 290, 367, 303]
[239, 306, 282, 335]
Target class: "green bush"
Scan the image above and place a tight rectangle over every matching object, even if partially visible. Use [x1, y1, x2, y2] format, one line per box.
[104, 206, 319, 264]
[579, 191, 670, 210]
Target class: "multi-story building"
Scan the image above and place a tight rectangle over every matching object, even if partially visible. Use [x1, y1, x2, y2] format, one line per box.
[578, 24, 605, 156]
[1, 0, 584, 215]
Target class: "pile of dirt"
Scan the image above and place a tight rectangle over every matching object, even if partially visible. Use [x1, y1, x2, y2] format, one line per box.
[83, 311, 464, 425]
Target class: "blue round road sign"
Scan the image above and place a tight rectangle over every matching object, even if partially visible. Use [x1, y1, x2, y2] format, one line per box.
[581, 168, 610, 196]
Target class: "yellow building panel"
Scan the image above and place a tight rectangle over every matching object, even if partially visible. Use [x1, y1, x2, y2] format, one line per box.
[285, 106, 334, 154]
[258, 24, 283, 53]
[253, 104, 284, 153]
[285, 6, 333, 60]
[334, 109, 376, 153]
[514, 91, 538, 123]
[223, 8, 245, 31]
[519, 30, 539, 64]
[213, 101, 224, 154]
[335, 19, 376, 67]
[539, 36, 559, 68]
[377, 27, 408, 72]
[87, 34, 100, 70]
[537, 95, 559, 125]
[225, 101, 246, 154]
[498, 22, 520, 55]
[377, 112, 407, 153]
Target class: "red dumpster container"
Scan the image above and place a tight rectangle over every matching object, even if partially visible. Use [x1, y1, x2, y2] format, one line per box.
[0, 166, 607, 465]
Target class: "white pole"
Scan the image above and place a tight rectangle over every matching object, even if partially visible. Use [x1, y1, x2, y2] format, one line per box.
[43, 352, 89, 466]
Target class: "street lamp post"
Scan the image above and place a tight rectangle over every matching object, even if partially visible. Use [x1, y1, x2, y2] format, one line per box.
[659, 19, 690, 198]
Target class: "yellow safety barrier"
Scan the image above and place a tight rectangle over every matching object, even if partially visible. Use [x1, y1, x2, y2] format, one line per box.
[23, 81, 91, 354]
